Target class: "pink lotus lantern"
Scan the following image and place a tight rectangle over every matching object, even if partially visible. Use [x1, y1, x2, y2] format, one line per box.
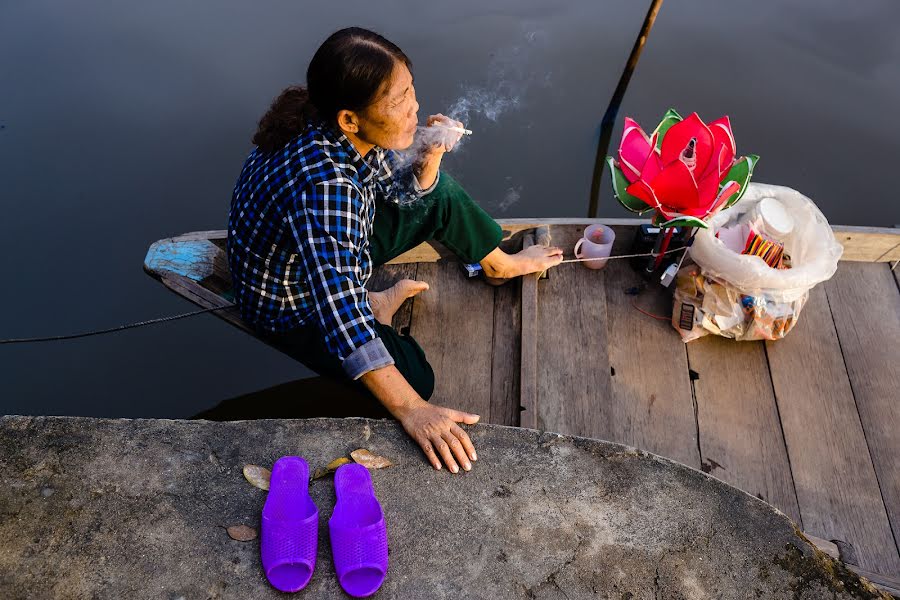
[606, 109, 758, 229]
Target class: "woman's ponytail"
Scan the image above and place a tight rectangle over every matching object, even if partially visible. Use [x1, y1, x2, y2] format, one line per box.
[252, 86, 318, 154]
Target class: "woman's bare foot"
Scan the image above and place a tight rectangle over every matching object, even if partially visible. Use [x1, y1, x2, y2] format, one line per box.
[480, 245, 564, 284]
[369, 279, 430, 325]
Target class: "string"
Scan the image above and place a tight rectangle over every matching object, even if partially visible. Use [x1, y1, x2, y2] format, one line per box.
[0, 305, 231, 345]
[559, 245, 687, 264]
[631, 300, 670, 321]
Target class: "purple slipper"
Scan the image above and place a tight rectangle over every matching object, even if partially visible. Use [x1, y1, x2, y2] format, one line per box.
[260, 456, 318, 592]
[328, 463, 389, 598]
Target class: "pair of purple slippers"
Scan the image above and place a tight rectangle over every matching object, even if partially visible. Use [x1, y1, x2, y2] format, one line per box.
[260, 456, 388, 597]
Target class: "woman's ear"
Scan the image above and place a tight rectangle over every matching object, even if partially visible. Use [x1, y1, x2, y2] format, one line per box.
[336, 109, 360, 135]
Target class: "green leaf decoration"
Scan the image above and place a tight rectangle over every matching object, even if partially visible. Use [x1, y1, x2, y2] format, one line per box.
[606, 156, 652, 214]
[720, 154, 759, 208]
[652, 108, 683, 150]
[660, 216, 709, 229]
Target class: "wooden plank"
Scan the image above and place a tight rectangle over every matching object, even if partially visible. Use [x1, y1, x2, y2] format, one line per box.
[604, 261, 700, 468]
[367, 264, 419, 332]
[489, 278, 521, 427]
[832, 226, 900, 262]
[519, 233, 539, 430]
[766, 285, 900, 574]
[410, 261, 494, 418]
[846, 566, 900, 597]
[802, 532, 840, 560]
[825, 262, 900, 555]
[535, 262, 612, 438]
[687, 337, 802, 524]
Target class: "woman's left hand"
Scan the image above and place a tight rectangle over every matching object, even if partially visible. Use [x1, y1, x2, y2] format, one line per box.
[423, 113, 464, 153]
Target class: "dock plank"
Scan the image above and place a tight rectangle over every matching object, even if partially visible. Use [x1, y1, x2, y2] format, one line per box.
[604, 262, 700, 468]
[535, 264, 612, 438]
[519, 234, 540, 430]
[687, 337, 802, 524]
[766, 285, 900, 574]
[825, 262, 900, 555]
[411, 261, 494, 419]
[490, 279, 521, 427]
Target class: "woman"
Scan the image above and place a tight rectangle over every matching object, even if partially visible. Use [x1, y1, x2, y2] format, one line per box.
[228, 27, 562, 474]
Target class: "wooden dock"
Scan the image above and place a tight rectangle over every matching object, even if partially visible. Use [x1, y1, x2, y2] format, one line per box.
[144, 219, 900, 592]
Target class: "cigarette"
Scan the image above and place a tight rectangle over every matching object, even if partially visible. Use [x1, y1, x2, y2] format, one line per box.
[429, 124, 473, 135]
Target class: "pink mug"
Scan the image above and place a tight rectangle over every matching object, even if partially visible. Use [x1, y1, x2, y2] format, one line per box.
[573, 224, 615, 270]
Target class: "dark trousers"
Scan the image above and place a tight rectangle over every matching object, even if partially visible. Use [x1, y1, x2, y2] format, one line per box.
[261, 172, 503, 415]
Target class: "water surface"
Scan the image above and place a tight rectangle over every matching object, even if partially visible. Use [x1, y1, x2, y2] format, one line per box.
[2, 0, 898, 417]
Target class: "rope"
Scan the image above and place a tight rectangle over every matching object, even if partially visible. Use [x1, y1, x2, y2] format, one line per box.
[0, 305, 231, 345]
[559, 245, 687, 264]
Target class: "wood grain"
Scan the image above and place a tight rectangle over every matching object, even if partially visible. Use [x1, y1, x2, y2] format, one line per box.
[490, 279, 521, 427]
[687, 336, 801, 524]
[519, 233, 539, 430]
[766, 285, 900, 573]
[825, 262, 900, 555]
[832, 226, 900, 262]
[535, 264, 612, 438]
[410, 261, 495, 418]
[604, 261, 700, 468]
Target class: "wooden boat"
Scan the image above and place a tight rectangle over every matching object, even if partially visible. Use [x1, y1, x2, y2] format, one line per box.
[145, 219, 900, 593]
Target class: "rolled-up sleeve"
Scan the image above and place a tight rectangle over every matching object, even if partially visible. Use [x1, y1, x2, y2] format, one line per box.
[286, 180, 394, 379]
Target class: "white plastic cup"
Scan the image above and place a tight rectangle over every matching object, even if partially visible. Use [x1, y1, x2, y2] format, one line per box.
[573, 224, 615, 270]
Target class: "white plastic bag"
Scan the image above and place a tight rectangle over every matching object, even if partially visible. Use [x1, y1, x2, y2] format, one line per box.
[690, 183, 843, 302]
[672, 183, 842, 342]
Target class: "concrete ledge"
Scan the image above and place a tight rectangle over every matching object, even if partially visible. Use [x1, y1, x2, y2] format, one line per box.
[0, 416, 887, 599]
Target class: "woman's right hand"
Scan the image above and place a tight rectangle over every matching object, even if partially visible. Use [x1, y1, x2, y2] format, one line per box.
[395, 398, 479, 473]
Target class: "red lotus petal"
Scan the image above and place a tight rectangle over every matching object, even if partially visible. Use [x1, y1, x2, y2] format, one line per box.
[618, 118, 653, 183]
[625, 179, 661, 210]
[697, 172, 720, 208]
[648, 159, 699, 210]
[660, 112, 715, 177]
[708, 116, 736, 157]
[639, 150, 663, 183]
[718, 145, 734, 180]
[618, 154, 641, 183]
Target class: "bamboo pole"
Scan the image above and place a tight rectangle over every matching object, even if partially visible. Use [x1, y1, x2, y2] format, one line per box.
[587, 0, 665, 218]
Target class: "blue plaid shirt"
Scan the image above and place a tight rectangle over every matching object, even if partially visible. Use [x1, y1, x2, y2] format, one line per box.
[227, 124, 436, 379]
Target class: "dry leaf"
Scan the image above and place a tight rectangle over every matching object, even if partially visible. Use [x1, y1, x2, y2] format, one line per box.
[351, 449, 393, 469]
[226, 524, 257, 542]
[242, 464, 271, 490]
[312, 457, 352, 480]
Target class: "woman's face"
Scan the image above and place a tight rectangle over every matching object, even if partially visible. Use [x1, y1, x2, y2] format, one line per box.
[356, 62, 419, 151]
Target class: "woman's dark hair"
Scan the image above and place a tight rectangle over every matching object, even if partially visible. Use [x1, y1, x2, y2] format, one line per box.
[252, 27, 412, 153]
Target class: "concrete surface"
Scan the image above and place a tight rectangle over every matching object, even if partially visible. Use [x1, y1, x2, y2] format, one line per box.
[0, 416, 889, 599]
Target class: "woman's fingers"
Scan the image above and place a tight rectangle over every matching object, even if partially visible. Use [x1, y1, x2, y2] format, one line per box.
[442, 407, 481, 425]
[417, 435, 442, 470]
[441, 430, 472, 471]
[450, 423, 477, 462]
[432, 435, 460, 474]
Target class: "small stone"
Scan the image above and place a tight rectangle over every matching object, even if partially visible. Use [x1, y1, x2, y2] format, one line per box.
[40, 487, 54, 497]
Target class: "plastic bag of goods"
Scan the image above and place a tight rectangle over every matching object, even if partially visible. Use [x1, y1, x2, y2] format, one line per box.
[672, 183, 843, 342]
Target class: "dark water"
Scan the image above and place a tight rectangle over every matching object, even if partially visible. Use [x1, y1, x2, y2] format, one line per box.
[2, 1, 898, 418]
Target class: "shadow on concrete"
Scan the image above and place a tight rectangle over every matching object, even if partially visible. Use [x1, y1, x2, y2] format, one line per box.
[192, 376, 393, 421]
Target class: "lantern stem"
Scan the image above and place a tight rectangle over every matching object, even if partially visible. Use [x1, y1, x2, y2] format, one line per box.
[588, 0, 665, 218]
